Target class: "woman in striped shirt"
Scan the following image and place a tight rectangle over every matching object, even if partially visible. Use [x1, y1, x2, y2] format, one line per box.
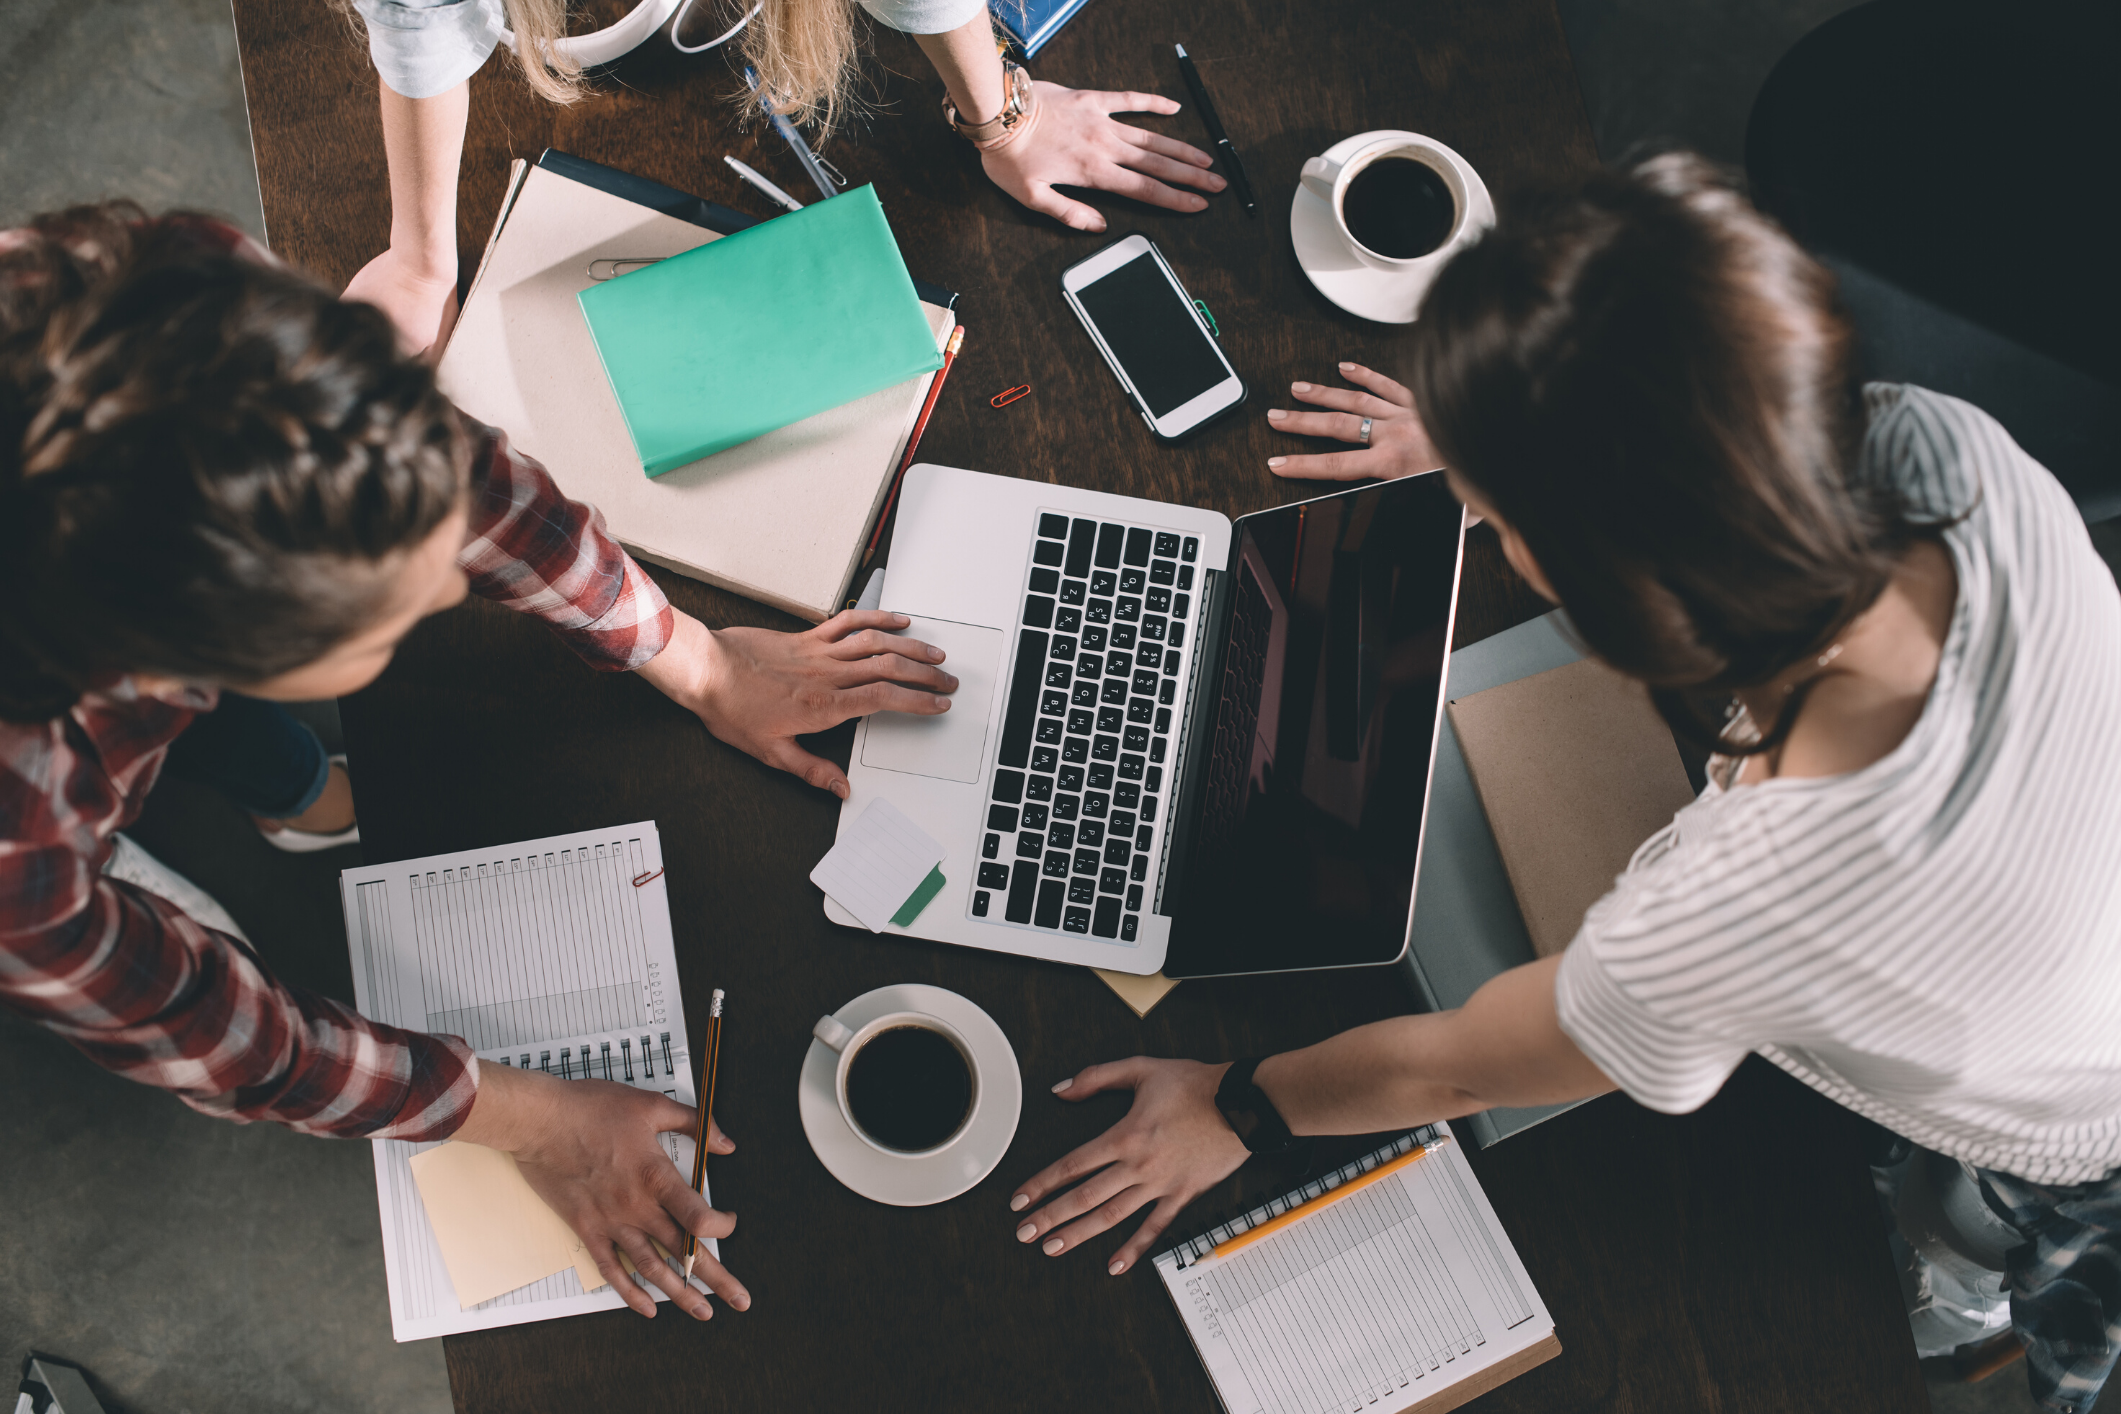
[1012, 155, 2121, 1412]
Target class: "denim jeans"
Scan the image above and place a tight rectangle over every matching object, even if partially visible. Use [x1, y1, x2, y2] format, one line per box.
[161, 692, 331, 820]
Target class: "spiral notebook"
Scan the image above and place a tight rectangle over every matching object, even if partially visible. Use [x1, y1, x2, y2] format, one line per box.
[1155, 1124, 1559, 1414]
[340, 821, 710, 1341]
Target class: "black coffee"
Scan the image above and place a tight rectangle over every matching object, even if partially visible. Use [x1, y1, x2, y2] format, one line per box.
[845, 1024, 973, 1152]
[1342, 156, 1456, 259]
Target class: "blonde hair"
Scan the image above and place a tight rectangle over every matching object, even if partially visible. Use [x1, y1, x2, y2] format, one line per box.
[738, 0, 865, 141]
[502, 0, 588, 105]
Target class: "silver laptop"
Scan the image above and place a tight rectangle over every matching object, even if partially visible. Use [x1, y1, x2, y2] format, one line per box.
[825, 463, 1466, 978]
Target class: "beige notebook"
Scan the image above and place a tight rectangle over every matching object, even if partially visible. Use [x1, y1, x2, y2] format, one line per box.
[1447, 656, 1696, 956]
[437, 158, 954, 622]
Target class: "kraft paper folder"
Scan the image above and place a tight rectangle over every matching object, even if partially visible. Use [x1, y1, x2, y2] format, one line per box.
[437, 151, 959, 622]
[1403, 610, 1695, 1145]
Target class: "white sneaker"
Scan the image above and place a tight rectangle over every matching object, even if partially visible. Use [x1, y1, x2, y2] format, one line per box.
[257, 753, 360, 853]
[103, 833, 250, 942]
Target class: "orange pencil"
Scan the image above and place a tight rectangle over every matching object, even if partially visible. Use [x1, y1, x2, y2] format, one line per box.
[1209, 1138, 1446, 1262]
[682, 989, 724, 1282]
[862, 325, 966, 568]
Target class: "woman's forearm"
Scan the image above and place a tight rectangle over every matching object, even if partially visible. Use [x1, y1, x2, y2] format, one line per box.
[913, 12, 1008, 125]
[378, 77, 470, 282]
[1253, 955, 1616, 1135]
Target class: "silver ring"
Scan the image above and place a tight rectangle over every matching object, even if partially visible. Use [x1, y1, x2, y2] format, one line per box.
[1358, 417, 1373, 445]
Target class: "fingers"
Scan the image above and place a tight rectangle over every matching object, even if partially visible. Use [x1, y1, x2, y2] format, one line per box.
[823, 628, 947, 666]
[589, 1244, 658, 1318]
[1337, 360, 1415, 407]
[708, 1118, 735, 1154]
[617, 1230, 713, 1320]
[813, 609, 913, 643]
[763, 740, 851, 800]
[831, 654, 959, 695]
[1118, 146, 1227, 193]
[1265, 408, 1367, 442]
[1098, 167, 1209, 214]
[1094, 90, 1182, 117]
[1118, 125, 1216, 170]
[840, 680, 955, 719]
[1287, 381, 1400, 418]
[1267, 451, 1382, 481]
[1108, 1194, 1190, 1275]
[682, 1246, 753, 1313]
[1014, 1165, 1134, 1249]
[1009, 1138, 1121, 1214]
[1050, 1057, 1150, 1101]
[1034, 1182, 1157, 1256]
[1020, 181, 1108, 234]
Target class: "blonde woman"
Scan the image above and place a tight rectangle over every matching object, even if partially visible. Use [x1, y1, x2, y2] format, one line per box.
[344, 0, 1227, 353]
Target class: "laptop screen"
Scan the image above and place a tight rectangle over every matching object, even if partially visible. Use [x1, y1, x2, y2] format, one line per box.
[1162, 472, 1465, 977]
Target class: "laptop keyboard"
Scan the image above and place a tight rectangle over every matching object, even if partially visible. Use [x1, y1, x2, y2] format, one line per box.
[971, 512, 1200, 943]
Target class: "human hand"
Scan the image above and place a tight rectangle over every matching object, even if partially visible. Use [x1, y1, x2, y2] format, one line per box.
[342, 245, 460, 359]
[982, 82, 1225, 233]
[636, 609, 957, 799]
[1007, 1058, 1247, 1275]
[1265, 362, 1445, 481]
[457, 1062, 748, 1319]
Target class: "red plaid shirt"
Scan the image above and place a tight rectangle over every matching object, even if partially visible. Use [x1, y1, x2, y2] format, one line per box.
[1, 220, 673, 1140]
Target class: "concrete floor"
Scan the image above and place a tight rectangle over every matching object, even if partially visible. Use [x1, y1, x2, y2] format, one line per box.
[0, 1, 2096, 1411]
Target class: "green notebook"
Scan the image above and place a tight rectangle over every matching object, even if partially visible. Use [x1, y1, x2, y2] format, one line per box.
[578, 185, 944, 476]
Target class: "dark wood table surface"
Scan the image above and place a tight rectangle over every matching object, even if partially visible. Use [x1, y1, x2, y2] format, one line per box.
[229, 1, 1927, 1408]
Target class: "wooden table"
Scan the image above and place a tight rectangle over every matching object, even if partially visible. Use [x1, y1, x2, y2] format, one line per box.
[230, 1, 1928, 1408]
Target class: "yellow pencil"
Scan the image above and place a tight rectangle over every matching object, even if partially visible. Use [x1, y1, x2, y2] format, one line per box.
[682, 989, 724, 1282]
[1209, 1139, 1447, 1262]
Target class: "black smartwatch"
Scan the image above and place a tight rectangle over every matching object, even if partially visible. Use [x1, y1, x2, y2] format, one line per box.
[1215, 1057, 1308, 1158]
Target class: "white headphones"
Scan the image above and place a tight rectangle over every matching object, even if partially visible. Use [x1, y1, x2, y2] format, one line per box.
[500, 0, 760, 69]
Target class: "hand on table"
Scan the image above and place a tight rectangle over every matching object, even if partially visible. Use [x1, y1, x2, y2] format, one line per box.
[636, 609, 957, 799]
[342, 245, 460, 360]
[1266, 362, 1446, 481]
[455, 1061, 748, 1319]
[1007, 1058, 1248, 1275]
[983, 82, 1226, 233]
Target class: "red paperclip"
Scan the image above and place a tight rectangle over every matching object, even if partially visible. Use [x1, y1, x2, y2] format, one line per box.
[631, 867, 665, 887]
[990, 384, 1031, 408]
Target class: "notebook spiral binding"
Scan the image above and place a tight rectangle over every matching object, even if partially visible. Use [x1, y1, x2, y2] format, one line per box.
[1164, 1123, 1451, 1269]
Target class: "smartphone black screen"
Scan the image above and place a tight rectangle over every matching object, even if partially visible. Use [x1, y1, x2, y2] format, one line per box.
[1075, 254, 1230, 418]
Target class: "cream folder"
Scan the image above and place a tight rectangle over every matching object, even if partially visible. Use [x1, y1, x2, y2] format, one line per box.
[437, 157, 955, 622]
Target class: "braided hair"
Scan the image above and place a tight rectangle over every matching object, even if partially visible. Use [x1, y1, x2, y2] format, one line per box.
[0, 205, 467, 722]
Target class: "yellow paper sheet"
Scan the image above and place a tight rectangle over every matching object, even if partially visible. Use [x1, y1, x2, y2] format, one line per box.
[408, 1142, 586, 1308]
[1094, 968, 1180, 1017]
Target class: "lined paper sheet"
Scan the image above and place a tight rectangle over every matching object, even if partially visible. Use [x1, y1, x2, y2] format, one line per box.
[341, 822, 713, 1341]
[1156, 1125, 1556, 1414]
[810, 798, 945, 931]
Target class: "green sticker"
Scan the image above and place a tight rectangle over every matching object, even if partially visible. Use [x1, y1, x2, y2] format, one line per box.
[891, 865, 947, 927]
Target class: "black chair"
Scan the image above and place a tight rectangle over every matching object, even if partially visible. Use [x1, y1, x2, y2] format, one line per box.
[1746, 0, 2119, 523]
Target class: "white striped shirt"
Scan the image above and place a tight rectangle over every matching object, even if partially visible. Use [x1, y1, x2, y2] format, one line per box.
[1554, 384, 2121, 1184]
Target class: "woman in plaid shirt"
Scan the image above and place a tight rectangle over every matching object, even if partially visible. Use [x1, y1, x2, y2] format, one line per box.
[0, 204, 956, 1321]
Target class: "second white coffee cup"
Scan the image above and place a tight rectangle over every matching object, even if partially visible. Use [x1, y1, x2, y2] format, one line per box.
[1300, 133, 1484, 273]
[812, 1009, 983, 1158]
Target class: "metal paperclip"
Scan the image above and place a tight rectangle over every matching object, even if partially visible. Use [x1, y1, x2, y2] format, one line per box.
[816, 154, 850, 188]
[991, 384, 1032, 408]
[587, 257, 664, 281]
[632, 867, 665, 887]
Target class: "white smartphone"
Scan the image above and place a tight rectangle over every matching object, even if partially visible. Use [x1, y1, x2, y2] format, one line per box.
[1060, 234, 1246, 441]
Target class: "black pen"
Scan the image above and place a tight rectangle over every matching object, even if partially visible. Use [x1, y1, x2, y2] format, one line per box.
[1174, 44, 1256, 214]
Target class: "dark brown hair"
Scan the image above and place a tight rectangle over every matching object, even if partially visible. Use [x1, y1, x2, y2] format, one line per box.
[1407, 153, 1919, 753]
[0, 204, 467, 722]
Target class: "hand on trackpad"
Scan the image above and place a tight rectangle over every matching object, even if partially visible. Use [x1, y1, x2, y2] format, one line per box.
[860, 616, 1003, 784]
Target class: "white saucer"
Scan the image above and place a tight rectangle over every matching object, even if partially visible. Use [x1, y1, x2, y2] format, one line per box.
[799, 984, 1022, 1207]
[1290, 131, 1496, 325]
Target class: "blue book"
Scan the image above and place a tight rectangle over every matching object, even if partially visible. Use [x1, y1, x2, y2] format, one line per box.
[990, 0, 1095, 55]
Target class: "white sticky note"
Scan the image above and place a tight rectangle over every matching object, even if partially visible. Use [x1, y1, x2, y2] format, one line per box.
[811, 799, 945, 932]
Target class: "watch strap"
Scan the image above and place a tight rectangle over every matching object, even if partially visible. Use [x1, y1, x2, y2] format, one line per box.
[1216, 1057, 1302, 1157]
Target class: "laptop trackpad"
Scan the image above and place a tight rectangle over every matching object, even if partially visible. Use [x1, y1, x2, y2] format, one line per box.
[859, 616, 1003, 784]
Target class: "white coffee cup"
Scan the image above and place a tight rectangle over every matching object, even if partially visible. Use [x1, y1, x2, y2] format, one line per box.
[1300, 133, 1481, 272]
[812, 1009, 982, 1158]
